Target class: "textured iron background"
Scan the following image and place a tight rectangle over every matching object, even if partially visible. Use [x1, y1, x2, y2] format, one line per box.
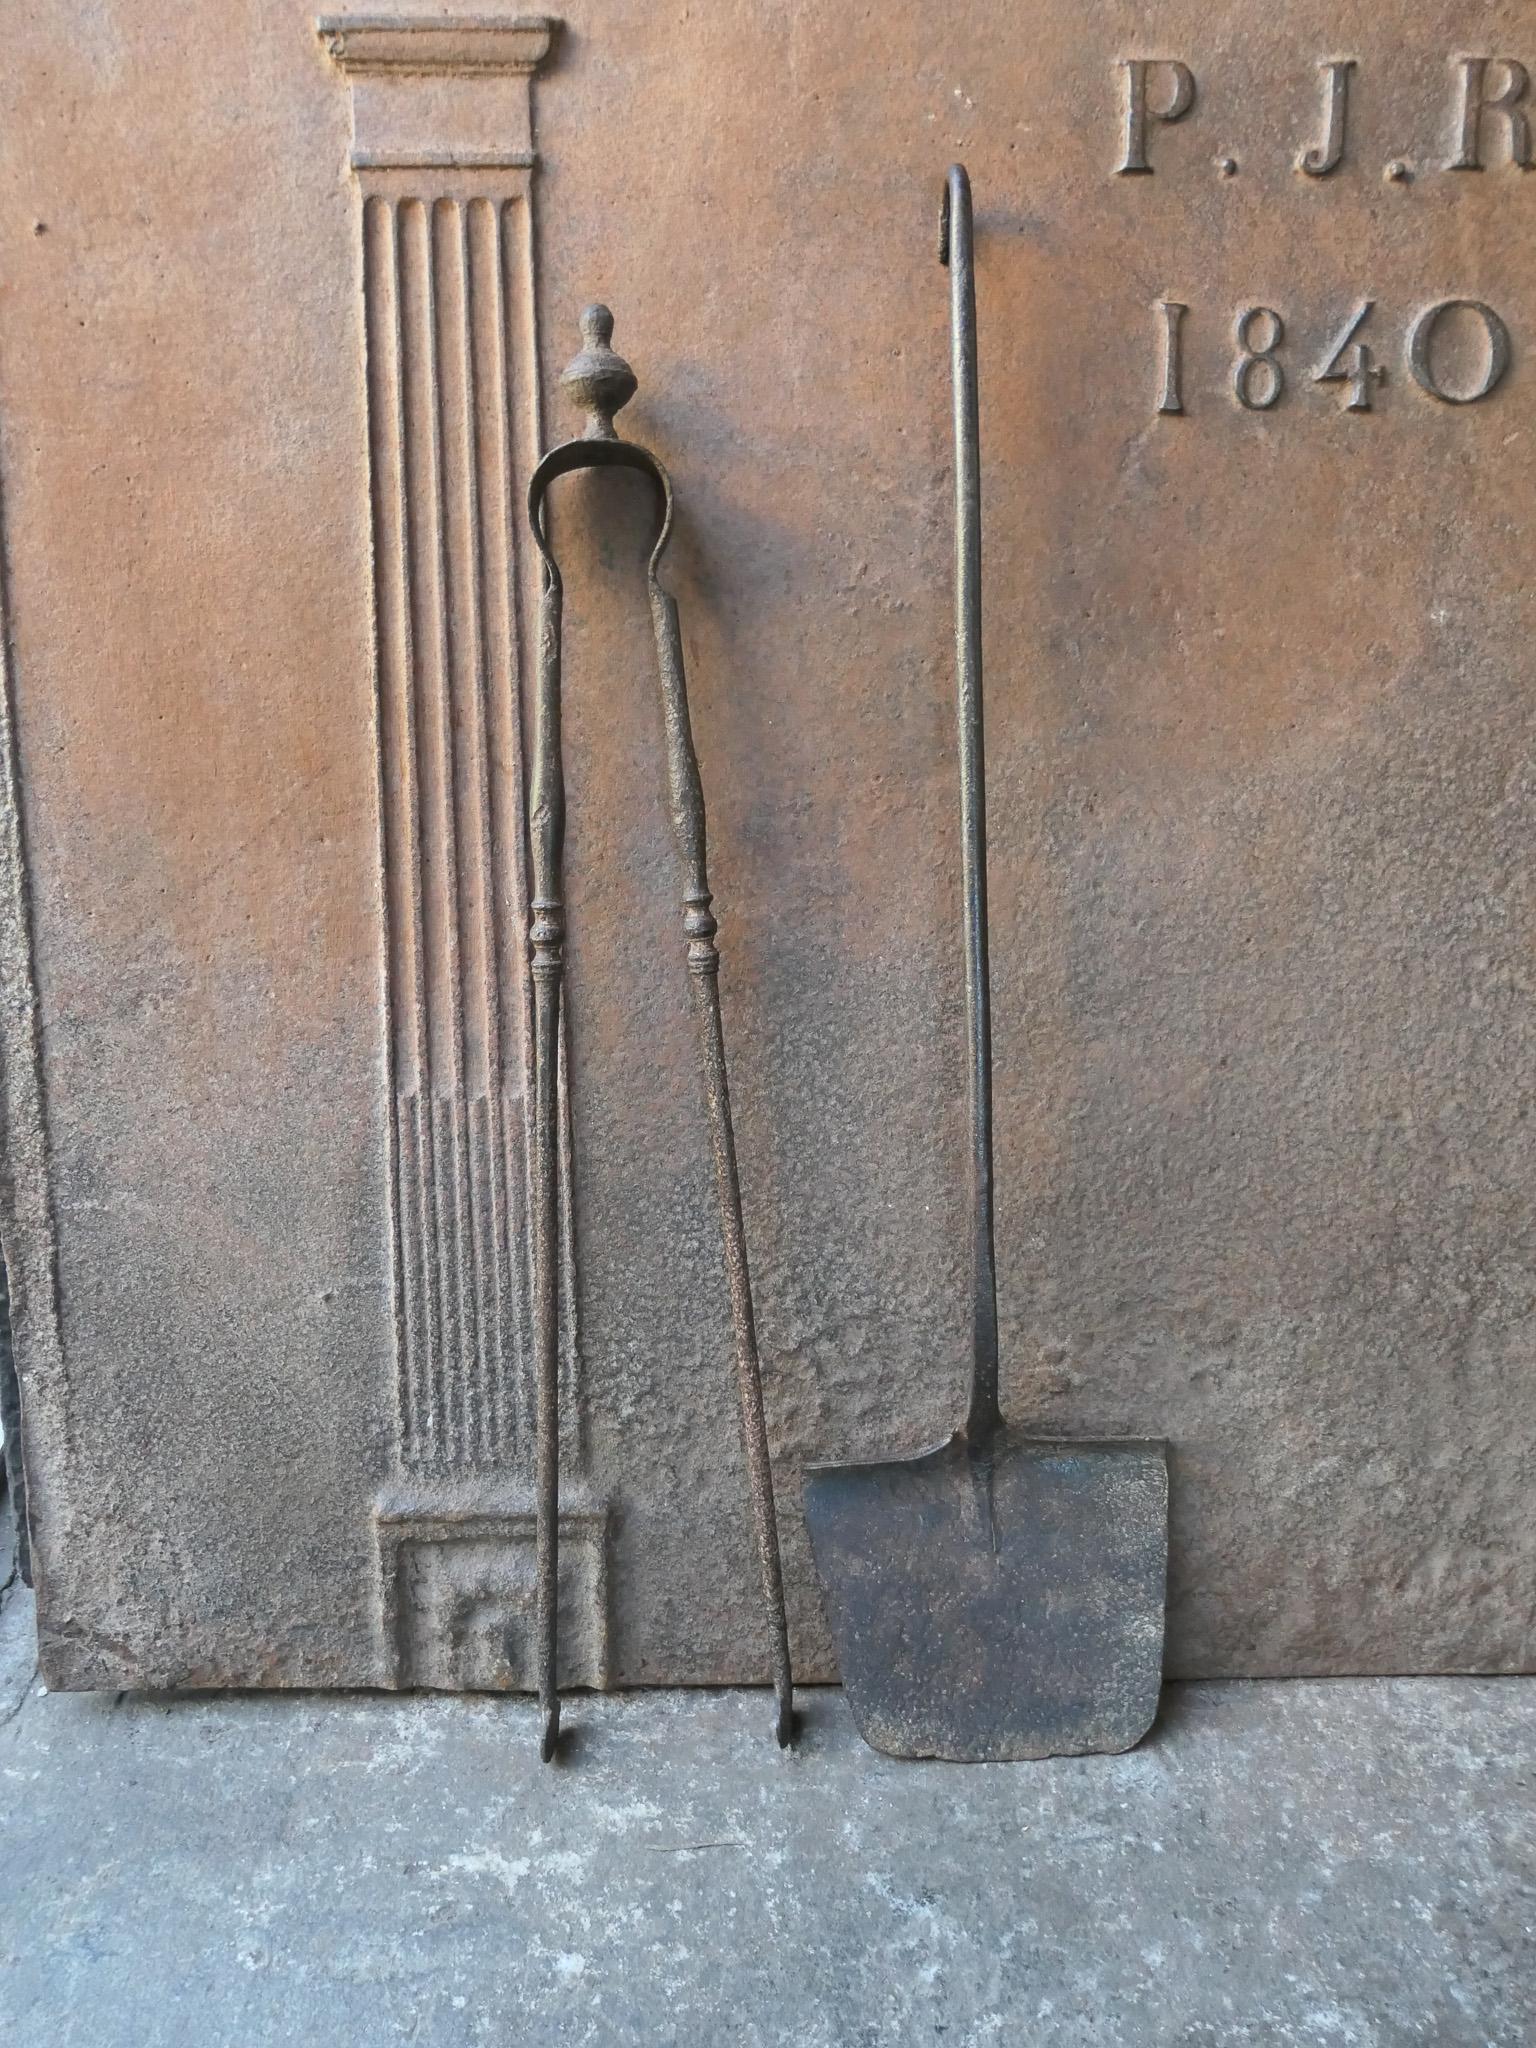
[2, 0, 1532, 1685]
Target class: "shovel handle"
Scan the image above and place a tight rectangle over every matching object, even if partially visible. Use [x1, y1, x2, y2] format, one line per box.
[941, 165, 1002, 1448]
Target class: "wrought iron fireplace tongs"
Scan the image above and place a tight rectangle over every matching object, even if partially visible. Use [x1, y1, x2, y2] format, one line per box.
[525, 305, 796, 1761]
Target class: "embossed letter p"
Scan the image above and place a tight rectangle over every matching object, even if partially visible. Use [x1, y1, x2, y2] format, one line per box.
[1116, 59, 1196, 175]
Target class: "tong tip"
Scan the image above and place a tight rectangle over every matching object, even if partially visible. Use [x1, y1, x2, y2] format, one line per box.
[775, 1685, 797, 1749]
[540, 1701, 561, 1763]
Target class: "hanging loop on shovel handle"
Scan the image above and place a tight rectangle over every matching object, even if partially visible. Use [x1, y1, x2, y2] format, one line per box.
[524, 307, 796, 1758]
[941, 166, 1002, 1451]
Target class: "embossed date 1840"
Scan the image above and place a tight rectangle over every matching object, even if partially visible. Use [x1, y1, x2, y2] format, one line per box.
[1120, 54, 1524, 418]
[1152, 298, 1512, 415]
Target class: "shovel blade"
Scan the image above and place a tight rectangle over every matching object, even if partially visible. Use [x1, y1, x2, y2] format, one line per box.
[803, 1431, 1168, 1762]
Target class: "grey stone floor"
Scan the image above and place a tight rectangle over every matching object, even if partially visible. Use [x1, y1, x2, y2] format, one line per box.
[2, 1528, 1533, 2046]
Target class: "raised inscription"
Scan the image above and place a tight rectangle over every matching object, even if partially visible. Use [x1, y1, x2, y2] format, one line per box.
[1408, 299, 1512, 403]
[1153, 299, 1512, 416]
[1116, 59, 1197, 176]
[1451, 57, 1531, 171]
[1117, 53, 1533, 177]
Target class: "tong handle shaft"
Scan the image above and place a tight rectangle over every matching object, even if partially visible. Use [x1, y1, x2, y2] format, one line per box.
[529, 563, 565, 1763]
[649, 583, 795, 1746]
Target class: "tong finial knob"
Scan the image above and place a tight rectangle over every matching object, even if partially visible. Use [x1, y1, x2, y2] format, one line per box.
[560, 303, 638, 441]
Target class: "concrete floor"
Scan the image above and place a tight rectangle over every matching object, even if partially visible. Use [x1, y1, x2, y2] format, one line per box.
[2, 1521, 1533, 2047]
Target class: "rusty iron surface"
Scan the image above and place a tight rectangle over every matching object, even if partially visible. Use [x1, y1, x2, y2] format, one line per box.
[804, 1435, 1167, 1759]
[0, 1, 1533, 1690]
[529, 1, 1536, 1688]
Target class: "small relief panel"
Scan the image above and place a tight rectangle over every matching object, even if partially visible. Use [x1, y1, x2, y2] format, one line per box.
[376, 1487, 610, 1692]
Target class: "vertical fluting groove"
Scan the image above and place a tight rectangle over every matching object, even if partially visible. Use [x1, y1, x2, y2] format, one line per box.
[439, 199, 486, 1464]
[501, 1090, 532, 1444]
[384, 195, 443, 1467]
[365, 199, 419, 1096]
[458, 195, 505, 1466]
[497, 194, 539, 1467]
[429, 1094, 459, 1461]
[429, 197, 486, 1465]
[480, 198, 522, 1461]
[470, 1093, 501, 1460]
[396, 1095, 425, 1467]
[420, 197, 474, 1457]
[473, 198, 518, 1461]
[485, 198, 525, 1086]
[409, 1092, 438, 1464]
[496, 198, 534, 1100]
[362, 195, 416, 1463]
[469, 197, 522, 1463]
[468, 199, 518, 1466]
[449, 1093, 480, 1463]
[397, 198, 451, 1464]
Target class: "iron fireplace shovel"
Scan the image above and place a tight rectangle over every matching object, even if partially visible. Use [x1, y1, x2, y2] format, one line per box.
[802, 167, 1169, 1762]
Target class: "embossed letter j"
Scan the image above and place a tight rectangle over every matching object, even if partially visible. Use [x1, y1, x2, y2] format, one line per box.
[1298, 58, 1355, 177]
